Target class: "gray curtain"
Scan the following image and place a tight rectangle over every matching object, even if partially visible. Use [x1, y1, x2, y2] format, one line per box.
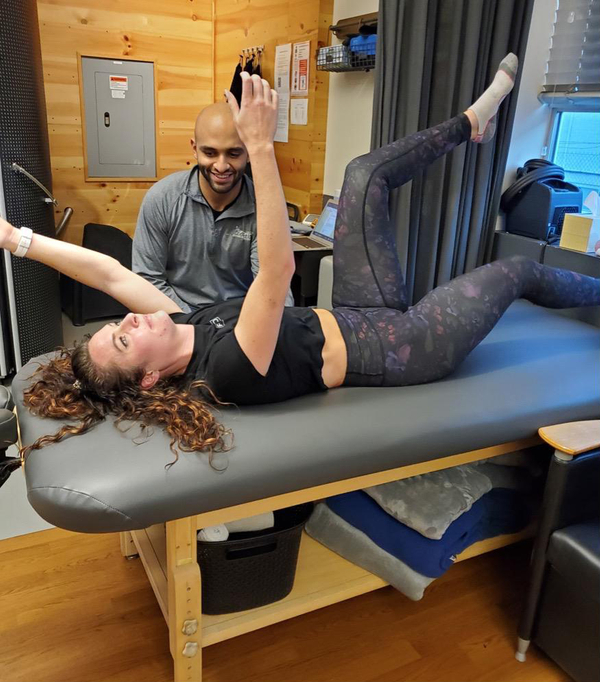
[371, 0, 534, 304]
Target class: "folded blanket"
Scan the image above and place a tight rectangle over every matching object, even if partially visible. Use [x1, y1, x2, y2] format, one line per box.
[475, 463, 536, 493]
[305, 503, 435, 601]
[364, 464, 491, 539]
[326, 488, 532, 578]
[474, 488, 533, 539]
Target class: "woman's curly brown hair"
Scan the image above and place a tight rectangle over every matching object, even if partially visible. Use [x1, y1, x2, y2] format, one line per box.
[21, 338, 231, 467]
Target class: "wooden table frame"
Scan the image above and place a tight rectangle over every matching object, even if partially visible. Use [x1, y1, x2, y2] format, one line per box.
[119, 434, 546, 682]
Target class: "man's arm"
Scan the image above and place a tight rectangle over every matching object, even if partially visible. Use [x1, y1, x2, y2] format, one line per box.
[132, 190, 191, 312]
[250, 233, 295, 306]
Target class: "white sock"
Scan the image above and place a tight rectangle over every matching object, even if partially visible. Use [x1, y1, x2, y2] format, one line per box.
[468, 53, 518, 143]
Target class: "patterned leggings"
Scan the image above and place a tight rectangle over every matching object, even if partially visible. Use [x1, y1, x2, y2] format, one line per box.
[331, 114, 600, 387]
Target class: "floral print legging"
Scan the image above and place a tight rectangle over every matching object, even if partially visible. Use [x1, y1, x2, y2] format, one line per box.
[330, 114, 600, 387]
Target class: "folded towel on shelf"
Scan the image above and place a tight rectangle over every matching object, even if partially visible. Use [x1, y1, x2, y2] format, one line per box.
[305, 503, 435, 601]
[198, 524, 229, 542]
[364, 464, 492, 539]
[198, 511, 275, 542]
[327, 488, 532, 578]
[225, 512, 275, 533]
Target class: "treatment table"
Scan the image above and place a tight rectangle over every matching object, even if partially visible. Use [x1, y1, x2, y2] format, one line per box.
[10, 299, 600, 682]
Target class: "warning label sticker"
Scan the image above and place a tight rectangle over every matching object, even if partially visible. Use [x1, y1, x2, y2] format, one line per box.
[109, 75, 128, 91]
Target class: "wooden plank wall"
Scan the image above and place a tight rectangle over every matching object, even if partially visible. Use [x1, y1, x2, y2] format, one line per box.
[37, 0, 213, 244]
[38, 0, 332, 244]
[214, 0, 333, 217]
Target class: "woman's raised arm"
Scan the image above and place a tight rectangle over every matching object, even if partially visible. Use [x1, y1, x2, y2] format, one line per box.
[225, 73, 296, 376]
[0, 216, 182, 314]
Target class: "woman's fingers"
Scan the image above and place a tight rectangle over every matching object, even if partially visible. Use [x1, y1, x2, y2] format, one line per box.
[250, 74, 263, 101]
[240, 71, 253, 105]
[261, 78, 271, 104]
[224, 89, 240, 117]
[238, 71, 277, 110]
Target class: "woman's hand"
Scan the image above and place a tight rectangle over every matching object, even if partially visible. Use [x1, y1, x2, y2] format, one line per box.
[225, 72, 278, 155]
[0, 217, 19, 252]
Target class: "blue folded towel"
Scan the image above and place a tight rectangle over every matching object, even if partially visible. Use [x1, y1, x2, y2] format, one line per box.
[326, 488, 530, 578]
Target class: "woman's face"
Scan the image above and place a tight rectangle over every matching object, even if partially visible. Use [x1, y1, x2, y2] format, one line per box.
[87, 311, 179, 374]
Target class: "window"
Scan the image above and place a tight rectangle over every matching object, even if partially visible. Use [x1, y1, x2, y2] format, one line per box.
[550, 111, 600, 203]
[541, 0, 599, 206]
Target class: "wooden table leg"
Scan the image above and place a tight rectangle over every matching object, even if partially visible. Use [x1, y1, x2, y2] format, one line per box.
[119, 531, 138, 559]
[167, 518, 202, 682]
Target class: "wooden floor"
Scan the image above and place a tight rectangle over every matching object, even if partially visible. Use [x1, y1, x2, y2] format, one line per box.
[0, 528, 570, 682]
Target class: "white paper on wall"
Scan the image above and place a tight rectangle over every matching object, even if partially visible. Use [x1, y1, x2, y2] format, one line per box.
[274, 44, 291, 143]
[290, 98, 308, 125]
[291, 41, 310, 96]
[275, 92, 290, 143]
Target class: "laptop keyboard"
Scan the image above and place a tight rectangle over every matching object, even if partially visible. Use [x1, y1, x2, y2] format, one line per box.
[294, 237, 328, 249]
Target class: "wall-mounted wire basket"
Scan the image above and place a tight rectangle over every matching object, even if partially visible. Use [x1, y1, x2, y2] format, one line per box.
[316, 43, 376, 73]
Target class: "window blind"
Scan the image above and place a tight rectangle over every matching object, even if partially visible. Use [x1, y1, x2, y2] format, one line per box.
[539, 0, 600, 111]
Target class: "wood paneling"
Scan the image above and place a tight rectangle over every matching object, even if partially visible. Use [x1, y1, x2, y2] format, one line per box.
[214, 0, 333, 217]
[37, 0, 214, 244]
[38, 0, 332, 245]
[38, 0, 333, 243]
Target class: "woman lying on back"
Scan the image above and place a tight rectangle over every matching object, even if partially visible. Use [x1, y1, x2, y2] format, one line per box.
[2, 59, 599, 468]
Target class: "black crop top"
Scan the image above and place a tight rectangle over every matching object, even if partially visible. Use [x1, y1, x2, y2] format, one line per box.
[171, 298, 328, 405]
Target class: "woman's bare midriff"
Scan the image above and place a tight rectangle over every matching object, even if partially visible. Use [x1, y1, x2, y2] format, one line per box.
[313, 308, 347, 388]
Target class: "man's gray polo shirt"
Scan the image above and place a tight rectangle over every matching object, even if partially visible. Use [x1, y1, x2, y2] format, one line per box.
[132, 166, 294, 312]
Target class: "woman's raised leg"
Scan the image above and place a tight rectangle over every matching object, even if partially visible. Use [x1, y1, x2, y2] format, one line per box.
[332, 115, 471, 311]
[332, 53, 518, 311]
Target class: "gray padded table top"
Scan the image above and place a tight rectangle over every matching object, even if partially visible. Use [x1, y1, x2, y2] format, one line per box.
[12, 301, 600, 533]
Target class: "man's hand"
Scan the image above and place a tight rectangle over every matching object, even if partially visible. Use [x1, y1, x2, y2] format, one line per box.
[225, 72, 278, 156]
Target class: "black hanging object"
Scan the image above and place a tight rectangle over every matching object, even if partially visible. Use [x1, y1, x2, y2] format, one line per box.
[253, 49, 263, 78]
[229, 58, 243, 106]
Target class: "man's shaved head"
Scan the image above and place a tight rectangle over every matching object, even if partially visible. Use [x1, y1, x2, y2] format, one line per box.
[191, 102, 248, 197]
[194, 102, 238, 142]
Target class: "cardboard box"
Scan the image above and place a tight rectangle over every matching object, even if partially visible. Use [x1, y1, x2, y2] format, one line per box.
[559, 212, 600, 253]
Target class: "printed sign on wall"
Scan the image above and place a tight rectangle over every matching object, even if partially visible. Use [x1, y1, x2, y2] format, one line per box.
[291, 41, 310, 96]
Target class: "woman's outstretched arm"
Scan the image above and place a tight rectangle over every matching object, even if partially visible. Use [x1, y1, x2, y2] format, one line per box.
[0, 216, 182, 314]
[225, 73, 296, 376]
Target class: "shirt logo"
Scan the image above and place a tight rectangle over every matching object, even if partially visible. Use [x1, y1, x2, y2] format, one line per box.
[210, 316, 226, 329]
[232, 226, 251, 241]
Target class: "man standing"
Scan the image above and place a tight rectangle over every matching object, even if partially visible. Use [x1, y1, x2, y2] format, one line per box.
[133, 102, 294, 311]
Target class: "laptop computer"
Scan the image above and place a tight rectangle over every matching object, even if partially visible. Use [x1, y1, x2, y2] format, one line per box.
[291, 200, 338, 251]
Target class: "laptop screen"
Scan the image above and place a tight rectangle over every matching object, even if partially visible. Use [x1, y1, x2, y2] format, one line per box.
[313, 200, 338, 242]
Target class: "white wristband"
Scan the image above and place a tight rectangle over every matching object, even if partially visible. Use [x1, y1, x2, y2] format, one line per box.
[14, 227, 33, 258]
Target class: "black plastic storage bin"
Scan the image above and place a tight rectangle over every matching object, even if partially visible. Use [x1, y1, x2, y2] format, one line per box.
[197, 503, 313, 615]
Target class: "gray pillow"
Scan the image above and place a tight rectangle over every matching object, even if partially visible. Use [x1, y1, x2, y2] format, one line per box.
[364, 464, 491, 540]
[305, 503, 435, 601]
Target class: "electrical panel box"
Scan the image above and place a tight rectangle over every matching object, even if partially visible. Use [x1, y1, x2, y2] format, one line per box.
[81, 57, 156, 179]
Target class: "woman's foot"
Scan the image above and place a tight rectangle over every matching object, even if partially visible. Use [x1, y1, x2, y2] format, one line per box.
[466, 53, 518, 143]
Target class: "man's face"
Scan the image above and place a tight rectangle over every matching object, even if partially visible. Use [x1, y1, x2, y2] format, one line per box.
[192, 129, 248, 195]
